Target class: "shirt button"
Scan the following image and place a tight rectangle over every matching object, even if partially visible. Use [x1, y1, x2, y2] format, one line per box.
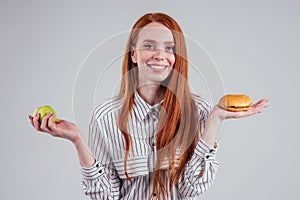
[99, 170, 102, 174]
[96, 163, 99, 168]
[206, 155, 210, 159]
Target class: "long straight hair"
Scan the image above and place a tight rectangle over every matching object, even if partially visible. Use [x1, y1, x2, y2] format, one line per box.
[117, 13, 200, 200]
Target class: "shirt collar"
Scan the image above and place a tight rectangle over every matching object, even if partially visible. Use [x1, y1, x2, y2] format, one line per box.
[133, 91, 164, 122]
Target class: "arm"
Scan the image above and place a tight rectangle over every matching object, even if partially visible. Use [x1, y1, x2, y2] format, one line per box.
[177, 103, 218, 198]
[29, 110, 121, 199]
[177, 98, 268, 198]
[29, 112, 95, 167]
[177, 139, 218, 198]
[80, 111, 121, 199]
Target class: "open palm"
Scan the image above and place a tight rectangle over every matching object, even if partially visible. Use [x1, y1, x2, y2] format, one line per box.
[212, 98, 269, 120]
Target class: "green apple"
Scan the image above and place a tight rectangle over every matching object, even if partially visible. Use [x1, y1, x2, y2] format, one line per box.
[33, 105, 57, 123]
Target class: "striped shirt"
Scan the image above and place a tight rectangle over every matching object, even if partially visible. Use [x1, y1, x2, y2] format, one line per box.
[81, 91, 219, 200]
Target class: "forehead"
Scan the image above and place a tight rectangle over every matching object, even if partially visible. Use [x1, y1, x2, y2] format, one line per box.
[137, 22, 174, 43]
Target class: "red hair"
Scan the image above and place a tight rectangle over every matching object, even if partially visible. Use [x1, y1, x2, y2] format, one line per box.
[117, 13, 200, 200]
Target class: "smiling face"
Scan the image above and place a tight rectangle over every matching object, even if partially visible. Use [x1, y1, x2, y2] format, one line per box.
[131, 22, 176, 86]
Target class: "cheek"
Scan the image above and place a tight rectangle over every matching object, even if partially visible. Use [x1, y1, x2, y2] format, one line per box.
[135, 51, 149, 64]
[169, 55, 176, 66]
[139, 51, 153, 62]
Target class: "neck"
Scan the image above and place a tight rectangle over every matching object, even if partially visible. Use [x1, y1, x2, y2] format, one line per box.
[137, 83, 165, 106]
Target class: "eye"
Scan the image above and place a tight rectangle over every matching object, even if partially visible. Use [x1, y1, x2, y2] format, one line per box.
[165, 46, 175, 53]
[143, 43, 156, 50]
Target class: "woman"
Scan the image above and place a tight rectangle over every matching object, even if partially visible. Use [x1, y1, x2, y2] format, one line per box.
[29, 13, 268, 200]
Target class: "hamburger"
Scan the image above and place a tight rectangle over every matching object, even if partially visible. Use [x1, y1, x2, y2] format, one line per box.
[218, 94, 252, 112]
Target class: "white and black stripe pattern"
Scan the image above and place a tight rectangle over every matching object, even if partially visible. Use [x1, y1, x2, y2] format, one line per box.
[81, 92, 219, 199]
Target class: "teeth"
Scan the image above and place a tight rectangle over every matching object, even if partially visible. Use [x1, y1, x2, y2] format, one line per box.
[149, 65, 166, 69]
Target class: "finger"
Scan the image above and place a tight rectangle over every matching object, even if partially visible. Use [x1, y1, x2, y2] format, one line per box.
[253, 101, 268, 110]
[252, 98, 268, 107]
[28, 115, 34, 126]
[247, 101, 268, 115]
[40, 112, 51, 132]
[249, 104, 263, 112]
[250, 102, 268, 113]
[256, 103, 268, 111]
[32, 113, 42, 131]
[28, 115, 39, 130]
[247, 108, 262, 116]
[48, 113, 58, 133]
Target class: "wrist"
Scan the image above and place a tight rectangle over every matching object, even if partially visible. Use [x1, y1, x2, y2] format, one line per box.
[72, 134, 96, 167]
[201, 107, 223, 148]
[72, 133, 84, 148]
[211, 105, 226, 121]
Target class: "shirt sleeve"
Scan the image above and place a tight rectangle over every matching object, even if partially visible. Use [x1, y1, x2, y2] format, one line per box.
[177, 95, 219, 198]
[80, 110, 121, 199]
[177, 139, 219, 198]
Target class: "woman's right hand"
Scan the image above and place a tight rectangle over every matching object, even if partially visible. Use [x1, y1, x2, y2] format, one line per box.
[28, 112, 81, 144]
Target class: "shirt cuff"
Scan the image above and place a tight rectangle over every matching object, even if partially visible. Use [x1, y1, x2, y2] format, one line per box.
[81, 160, 106, 180]
[194, 139, 218, 159]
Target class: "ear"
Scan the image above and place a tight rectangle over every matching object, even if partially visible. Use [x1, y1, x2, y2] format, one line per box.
[131, 46, 137, 64]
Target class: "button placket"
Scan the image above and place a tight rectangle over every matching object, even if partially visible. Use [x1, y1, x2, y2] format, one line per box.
[152, 140, 156, 147]
[150, 108, 159, 121]
[150, 135, 156, 150]
[148, 135, 156, 173]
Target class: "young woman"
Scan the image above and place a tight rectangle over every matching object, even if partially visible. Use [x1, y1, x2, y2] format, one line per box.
[29, 13, 268, 200]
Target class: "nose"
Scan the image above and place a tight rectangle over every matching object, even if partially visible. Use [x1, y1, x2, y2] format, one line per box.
[153, 49, 164, 60]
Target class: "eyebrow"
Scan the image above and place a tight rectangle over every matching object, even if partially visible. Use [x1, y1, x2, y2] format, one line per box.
[143, 39, 175, 45]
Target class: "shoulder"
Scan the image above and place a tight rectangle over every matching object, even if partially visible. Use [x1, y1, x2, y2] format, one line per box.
[92, 95, 124, 121]
[190, 93, 212, 112]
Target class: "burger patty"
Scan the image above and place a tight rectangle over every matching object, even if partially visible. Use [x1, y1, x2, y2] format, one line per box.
[229, 105, 251, 108]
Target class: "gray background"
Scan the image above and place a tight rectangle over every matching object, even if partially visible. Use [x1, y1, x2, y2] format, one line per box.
[1, 0, 299, 199]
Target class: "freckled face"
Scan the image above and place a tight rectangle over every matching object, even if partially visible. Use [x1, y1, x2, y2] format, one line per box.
[131, 22, 176, 86]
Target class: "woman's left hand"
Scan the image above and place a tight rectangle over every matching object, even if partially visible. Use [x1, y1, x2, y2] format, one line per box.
[201, 98, 268, 148]
[211, 98, 269, 121]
